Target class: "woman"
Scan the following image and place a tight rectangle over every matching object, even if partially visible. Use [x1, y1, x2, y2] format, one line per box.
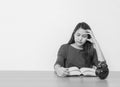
[54, 22, 109, 79]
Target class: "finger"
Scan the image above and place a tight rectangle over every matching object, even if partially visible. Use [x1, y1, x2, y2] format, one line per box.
[86, 30, 91, 33]
[85, 32, 92, 36]
[63, 71, 69, 76]
[63, 68, 69, 73]
[63, 70, 69, 74]
[65, 68, 69, 72]
[65, 70, 69, 74]
[87, 39, 91, 41]
[86, 30, 94, 35]
[87, 39, 93, 43]
[62, 68, 68, 71]
[60, 68, 68, 75]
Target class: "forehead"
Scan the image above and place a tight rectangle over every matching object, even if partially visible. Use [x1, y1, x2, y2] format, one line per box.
[75, 28, 87, 34]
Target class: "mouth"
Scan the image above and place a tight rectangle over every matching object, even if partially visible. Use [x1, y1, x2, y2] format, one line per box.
[77, 41, 83, 44]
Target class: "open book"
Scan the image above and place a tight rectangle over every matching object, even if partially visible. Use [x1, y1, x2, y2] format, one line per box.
[68, 67, 96, 76]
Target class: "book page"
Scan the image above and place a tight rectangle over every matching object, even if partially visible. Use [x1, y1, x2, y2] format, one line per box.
[80, 67, 96, 76]
[68, 67, 81, 76]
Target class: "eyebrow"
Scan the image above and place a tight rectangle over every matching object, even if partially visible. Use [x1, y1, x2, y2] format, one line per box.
[76, 33, 87, 35]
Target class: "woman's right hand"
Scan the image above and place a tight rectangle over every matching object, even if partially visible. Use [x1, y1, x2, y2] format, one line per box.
[55, 67, 69, 77]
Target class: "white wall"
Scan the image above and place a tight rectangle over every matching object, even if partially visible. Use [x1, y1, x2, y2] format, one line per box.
[0, 0, 120, 71]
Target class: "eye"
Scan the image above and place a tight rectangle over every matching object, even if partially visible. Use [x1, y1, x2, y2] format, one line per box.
[82, 34, 88, 38]
[76, 33, 81, 36]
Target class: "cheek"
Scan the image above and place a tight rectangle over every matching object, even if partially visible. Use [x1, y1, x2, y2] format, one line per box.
[74, 36, 78, 40]
[83, 38, 87, 42]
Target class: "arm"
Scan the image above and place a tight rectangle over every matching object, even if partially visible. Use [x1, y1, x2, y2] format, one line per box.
[92, 38, 106, 62]
[54, 44, 69, 77]
[86, 30, 109, 79]
[86, 30, 106, 62]
[54, 64, 69, 77]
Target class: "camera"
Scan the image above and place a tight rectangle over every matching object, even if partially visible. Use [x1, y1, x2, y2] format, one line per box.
[95, 61, 109, 80]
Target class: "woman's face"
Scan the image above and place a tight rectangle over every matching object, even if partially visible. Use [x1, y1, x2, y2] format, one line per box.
[74, 28, 88, 47]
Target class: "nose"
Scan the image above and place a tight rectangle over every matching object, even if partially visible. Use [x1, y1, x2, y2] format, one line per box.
[78, 36, 83, 41]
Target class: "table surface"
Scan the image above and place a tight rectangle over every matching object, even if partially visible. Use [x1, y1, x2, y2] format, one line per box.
[0, 71, 119, 87]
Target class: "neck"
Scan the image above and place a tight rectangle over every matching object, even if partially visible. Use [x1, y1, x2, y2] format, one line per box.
[72, 43, 83, 50]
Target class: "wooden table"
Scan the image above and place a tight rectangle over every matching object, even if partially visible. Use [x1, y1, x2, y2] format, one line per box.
[0, 71, 119, 87]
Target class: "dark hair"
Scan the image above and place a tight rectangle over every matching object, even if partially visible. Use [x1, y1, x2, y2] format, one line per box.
[67, 22, 94, 66]
[67, 22, 91, 44]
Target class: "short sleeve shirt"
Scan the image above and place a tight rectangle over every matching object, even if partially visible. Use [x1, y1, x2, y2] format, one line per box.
[55, 44, 99, 68]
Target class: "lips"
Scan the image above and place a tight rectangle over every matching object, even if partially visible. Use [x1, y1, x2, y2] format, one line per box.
[78, 41, 83, 44]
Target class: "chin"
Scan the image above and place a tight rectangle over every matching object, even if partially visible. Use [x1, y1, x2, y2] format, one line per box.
[76, 43, 83, 47]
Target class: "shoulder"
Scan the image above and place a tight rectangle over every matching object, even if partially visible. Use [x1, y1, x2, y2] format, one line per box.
[58, 44, 69, 53]
[57, 44, 69, 56]
[59, 44, 69, 49]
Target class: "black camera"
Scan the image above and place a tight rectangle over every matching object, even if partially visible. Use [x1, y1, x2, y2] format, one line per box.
[95, 61, 109, 80]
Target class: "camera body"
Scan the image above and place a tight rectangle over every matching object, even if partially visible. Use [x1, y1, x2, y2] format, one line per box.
[95, 61, 109, 80]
